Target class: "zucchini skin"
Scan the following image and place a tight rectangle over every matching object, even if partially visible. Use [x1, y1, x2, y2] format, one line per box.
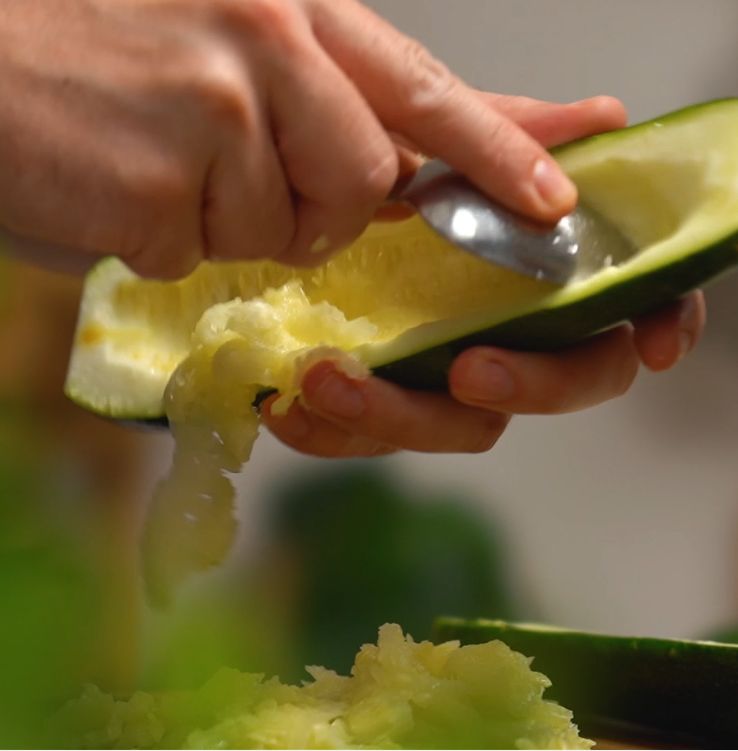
[433, 617, 738, 747]
[375, 231, 738, 390]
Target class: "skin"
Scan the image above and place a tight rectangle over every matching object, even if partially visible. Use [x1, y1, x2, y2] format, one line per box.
[264, 293, 706, 457]
[0, 0, 705, 456]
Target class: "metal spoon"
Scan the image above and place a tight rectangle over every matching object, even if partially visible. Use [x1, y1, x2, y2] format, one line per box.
[397, 160, 638, 285]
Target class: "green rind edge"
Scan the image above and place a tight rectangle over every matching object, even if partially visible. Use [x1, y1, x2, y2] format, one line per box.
[374, 231, 738, 389]
[432, 617, 738, 746]
[550, 97, 738, 160]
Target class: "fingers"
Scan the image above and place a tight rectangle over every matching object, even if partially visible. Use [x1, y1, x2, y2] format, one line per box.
[205, 140, 294, 263]
[307, 0, 577, 223]
[265, 361, 510, 455]
[482, 94, 628, 149]
[203, 62, 295, 262]
[262, 397, 397, 458]
[264, 26, 398, 264]
[267, 288, 704, 458]
[0, 227, 98, 276]
[449, 325, 641, 414]
[373, 96, 627, 222]
[632, 291, 706, 371]
[373, 140, 425, 221]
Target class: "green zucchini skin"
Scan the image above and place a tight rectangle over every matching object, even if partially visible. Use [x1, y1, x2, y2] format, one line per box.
[433, 617, 738, 747]
[375, 232, 738, 390]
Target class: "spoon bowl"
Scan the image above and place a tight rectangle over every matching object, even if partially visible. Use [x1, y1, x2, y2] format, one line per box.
[398, 160, 638, 285]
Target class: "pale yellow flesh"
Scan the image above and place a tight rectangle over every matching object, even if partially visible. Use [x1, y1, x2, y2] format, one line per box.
[50, 624, 592, 749]
[142, 282, 382, 602]
[67, 217, 548, 420]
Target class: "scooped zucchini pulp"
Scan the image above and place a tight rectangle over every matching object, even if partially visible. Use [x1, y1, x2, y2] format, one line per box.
[49, 624, 593, 749]
[62, 99, 738, 600]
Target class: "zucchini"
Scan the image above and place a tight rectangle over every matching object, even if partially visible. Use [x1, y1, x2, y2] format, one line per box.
[433, 617, 738, 747]
[64, 98, 738, 418]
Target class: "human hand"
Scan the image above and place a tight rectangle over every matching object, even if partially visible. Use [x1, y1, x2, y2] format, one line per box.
[263, 291, 706, 456]
[0, 0, 623, 278]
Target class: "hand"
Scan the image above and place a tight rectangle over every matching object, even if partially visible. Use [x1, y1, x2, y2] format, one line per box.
[263, 291, 706, 456]
[0, 0, 623, 279]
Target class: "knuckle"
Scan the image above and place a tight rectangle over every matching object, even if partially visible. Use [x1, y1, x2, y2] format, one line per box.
[214, 0, 301, 50]
[480, 117, 530, 173]
[396, 38, 457, 118]
[347, 149, 398, 206]
[190, 54, 255, 131]
[123, 221, 201, 280]
[126, 162, 192, 214]
[148, 39, 249, 129]
[485, 117, 518, 153]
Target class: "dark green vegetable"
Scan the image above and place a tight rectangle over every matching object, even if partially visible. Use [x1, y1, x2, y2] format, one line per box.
[433, 618, 738, 747]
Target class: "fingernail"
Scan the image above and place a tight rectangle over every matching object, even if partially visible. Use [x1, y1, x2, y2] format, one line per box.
[459, 358, 516, 404]
[309, 235, 331, 254]
[533, 159, 577, 212]
[305, 366, 365, 419]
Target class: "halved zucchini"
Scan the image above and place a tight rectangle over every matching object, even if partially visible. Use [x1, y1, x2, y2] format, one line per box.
[64, 98, 738, 418]
[433, 617, 738, 747]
